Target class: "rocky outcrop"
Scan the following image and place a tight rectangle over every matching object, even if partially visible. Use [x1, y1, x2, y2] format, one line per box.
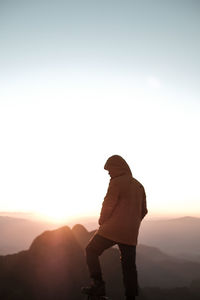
[72, 223, 95, 248]
[0, 226, 88, 300]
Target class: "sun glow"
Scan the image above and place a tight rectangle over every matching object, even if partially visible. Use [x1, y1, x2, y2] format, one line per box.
[34, 202, 96, 224]
[36, 209, 70, 223]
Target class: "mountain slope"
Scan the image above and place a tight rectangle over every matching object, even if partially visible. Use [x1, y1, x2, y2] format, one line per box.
[0, 226, 88, 300]
[139, 216, 200, 260]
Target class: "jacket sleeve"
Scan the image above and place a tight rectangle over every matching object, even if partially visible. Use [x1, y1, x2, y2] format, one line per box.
[141, 188, 148, 219]
[98, 179, 119, 225]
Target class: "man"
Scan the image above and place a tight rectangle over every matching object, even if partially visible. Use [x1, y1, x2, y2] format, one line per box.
[82, 155, 148, 300]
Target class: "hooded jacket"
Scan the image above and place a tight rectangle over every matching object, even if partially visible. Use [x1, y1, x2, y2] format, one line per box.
[97, 155, 147, 245]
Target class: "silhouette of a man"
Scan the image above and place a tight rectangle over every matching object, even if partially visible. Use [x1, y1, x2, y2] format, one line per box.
[82, 155, 148, 300]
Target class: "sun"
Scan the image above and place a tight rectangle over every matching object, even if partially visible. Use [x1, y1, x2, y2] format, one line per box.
[36, 209, 67, 223]
[35, 205, 73, 223]
[35, 202, 91, 223]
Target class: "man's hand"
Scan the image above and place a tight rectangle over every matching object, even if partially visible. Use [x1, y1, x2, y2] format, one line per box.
[98, 178, 119, 226]
[98, 218, 103, 226]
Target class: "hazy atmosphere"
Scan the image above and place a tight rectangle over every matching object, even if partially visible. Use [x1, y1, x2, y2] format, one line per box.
[0, 0, 200, 222]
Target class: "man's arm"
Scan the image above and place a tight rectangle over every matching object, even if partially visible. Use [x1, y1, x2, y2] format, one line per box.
[98, 179, 119, 225]
[141, 188, 148, 219]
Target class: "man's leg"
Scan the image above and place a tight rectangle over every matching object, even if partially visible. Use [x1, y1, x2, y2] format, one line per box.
[82, 234, 116, 296]
[86, 234, 116, 281]
[118, 243, 138, 300]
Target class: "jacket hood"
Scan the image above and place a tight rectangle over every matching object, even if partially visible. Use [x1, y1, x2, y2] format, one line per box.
[104, 155, 132, 176]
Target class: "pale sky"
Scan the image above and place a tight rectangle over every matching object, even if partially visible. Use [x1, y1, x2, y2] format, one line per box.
[0, 0, 200, 222]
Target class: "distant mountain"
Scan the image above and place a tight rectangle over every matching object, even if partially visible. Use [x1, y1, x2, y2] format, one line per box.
[0, 214, 98, 255]
[139, 216, 200, 261]
[0, 216, 57, 254]
[1, 215, 200, 263]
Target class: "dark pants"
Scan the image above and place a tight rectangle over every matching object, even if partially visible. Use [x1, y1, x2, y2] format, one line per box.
[86, 234, 138, 297]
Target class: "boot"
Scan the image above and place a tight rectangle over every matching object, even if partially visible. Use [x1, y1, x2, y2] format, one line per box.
[81, 279, 106, 296]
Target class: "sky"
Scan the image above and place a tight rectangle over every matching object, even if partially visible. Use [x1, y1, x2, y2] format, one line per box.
[0, 0, 200, 222]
